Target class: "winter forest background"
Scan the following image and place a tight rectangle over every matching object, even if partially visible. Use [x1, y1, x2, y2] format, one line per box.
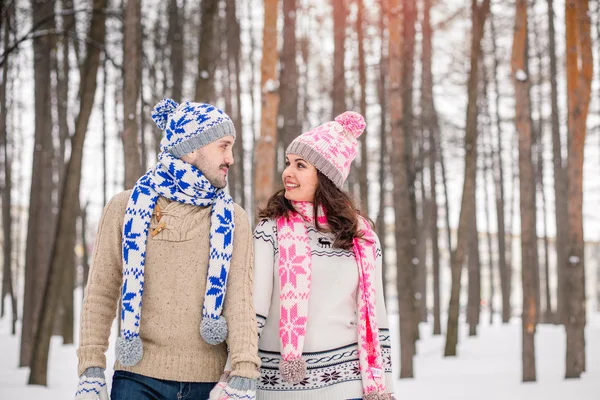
[0, 0, 599, 397]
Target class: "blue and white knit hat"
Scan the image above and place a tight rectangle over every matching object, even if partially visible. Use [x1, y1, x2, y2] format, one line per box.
[152, 98, 236, 157]
[115, 99, 237, 367]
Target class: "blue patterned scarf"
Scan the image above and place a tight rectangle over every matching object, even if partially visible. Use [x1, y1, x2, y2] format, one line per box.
[116, 151, 235, 366]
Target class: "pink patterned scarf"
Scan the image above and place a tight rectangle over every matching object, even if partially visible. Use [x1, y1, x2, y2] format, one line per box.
[276, 202, 388, 399]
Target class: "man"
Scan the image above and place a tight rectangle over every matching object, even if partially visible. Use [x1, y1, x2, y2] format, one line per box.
[74, 99, 259, 400]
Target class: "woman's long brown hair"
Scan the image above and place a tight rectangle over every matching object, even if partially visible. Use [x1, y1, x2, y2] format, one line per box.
[258, 171, 367, 250]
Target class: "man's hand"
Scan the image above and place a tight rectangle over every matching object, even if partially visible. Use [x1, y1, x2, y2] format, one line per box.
[74, 368, 109, 400]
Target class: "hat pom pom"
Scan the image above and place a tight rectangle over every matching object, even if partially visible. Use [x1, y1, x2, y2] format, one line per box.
[335, 111, 366, 138]
[152, 98, 179, 130]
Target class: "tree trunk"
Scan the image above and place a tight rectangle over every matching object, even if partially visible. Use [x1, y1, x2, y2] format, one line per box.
[221, 7, 234, 182]
[195, 0, 219, 103]
[20, 0, 56, 368]
[332, 0, 346, 118]
[54, 1, 75, 344]
[80, 202, 90, 290]
[489, 11, 511, 323]
[429, 137, 441, 336]
[484, 139, 495, 326]
[480, 71, 496, 325]
[122, 0, 142, 189]
[278, 0, 299, 150]
[376, 1, 388, 301]
[421, 0, 441, 335]
[512, 0, 537, 382]
[225, 0, 245, 207]
[388, 0, 415, 378]
[356, 0, 369, 214]
[532, 8, 552, 323]
[547, 0, 568, 326]
[444, 0, 490, 357]
[102, 54, 108, 206]
[28, 0, 107, 385]
[253, 0, 280, 218]
[140, 61, 147, 172]
[245, 0, 258, 144]
[277, 0, 299, 185]
[417, 135, 429, 324]
[440, 135, 453, 267]
[467, 185, 480, 337]
[0, 0, 16, 334]
[564, 0, 591, 378]
[168, 0, 184, 101]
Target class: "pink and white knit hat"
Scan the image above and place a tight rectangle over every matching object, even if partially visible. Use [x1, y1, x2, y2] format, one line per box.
[286, 111, 366, 189]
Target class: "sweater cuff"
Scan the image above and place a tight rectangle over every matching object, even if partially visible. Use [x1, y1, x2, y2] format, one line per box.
[77, 345, 107, 376]
[230, 361, 260, 380]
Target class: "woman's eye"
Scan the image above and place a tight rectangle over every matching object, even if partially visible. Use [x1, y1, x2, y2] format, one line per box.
[298, 163, 305, 168]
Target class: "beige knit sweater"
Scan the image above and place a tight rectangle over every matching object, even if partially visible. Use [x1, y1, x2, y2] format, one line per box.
[77, 190, 260, 382]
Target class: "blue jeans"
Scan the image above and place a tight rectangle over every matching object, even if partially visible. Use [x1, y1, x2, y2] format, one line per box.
[111, 370, 216, 400]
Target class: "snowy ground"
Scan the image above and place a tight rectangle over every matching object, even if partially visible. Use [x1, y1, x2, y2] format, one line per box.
[0, 311, 598, 399]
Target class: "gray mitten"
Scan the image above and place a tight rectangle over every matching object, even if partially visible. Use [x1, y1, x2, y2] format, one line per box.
[209, 375, 256, 400]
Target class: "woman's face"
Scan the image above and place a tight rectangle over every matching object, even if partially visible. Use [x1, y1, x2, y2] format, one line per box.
[282, 154, 319, 202]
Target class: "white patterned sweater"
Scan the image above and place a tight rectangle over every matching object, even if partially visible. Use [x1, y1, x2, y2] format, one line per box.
[253, 218, 394, 400]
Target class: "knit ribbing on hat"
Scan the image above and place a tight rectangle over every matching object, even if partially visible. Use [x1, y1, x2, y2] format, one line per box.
[117, 151, 234, 366]
[285, 141, 345, 189]
[169, 119, 235, 158]
[152, 99, 236, 158]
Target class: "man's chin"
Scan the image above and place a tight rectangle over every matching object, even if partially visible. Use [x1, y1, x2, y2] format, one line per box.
[211, 179, 227, 189]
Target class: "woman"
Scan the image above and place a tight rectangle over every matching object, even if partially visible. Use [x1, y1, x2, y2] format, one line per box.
[253, 112, 394, 399]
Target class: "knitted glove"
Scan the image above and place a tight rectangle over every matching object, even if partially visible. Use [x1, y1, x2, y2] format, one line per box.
[209, 375, 256, 400]
[74, 367, 109, 400]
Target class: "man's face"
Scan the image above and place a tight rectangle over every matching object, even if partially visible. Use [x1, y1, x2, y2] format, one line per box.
[180, 136, 235, 188]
